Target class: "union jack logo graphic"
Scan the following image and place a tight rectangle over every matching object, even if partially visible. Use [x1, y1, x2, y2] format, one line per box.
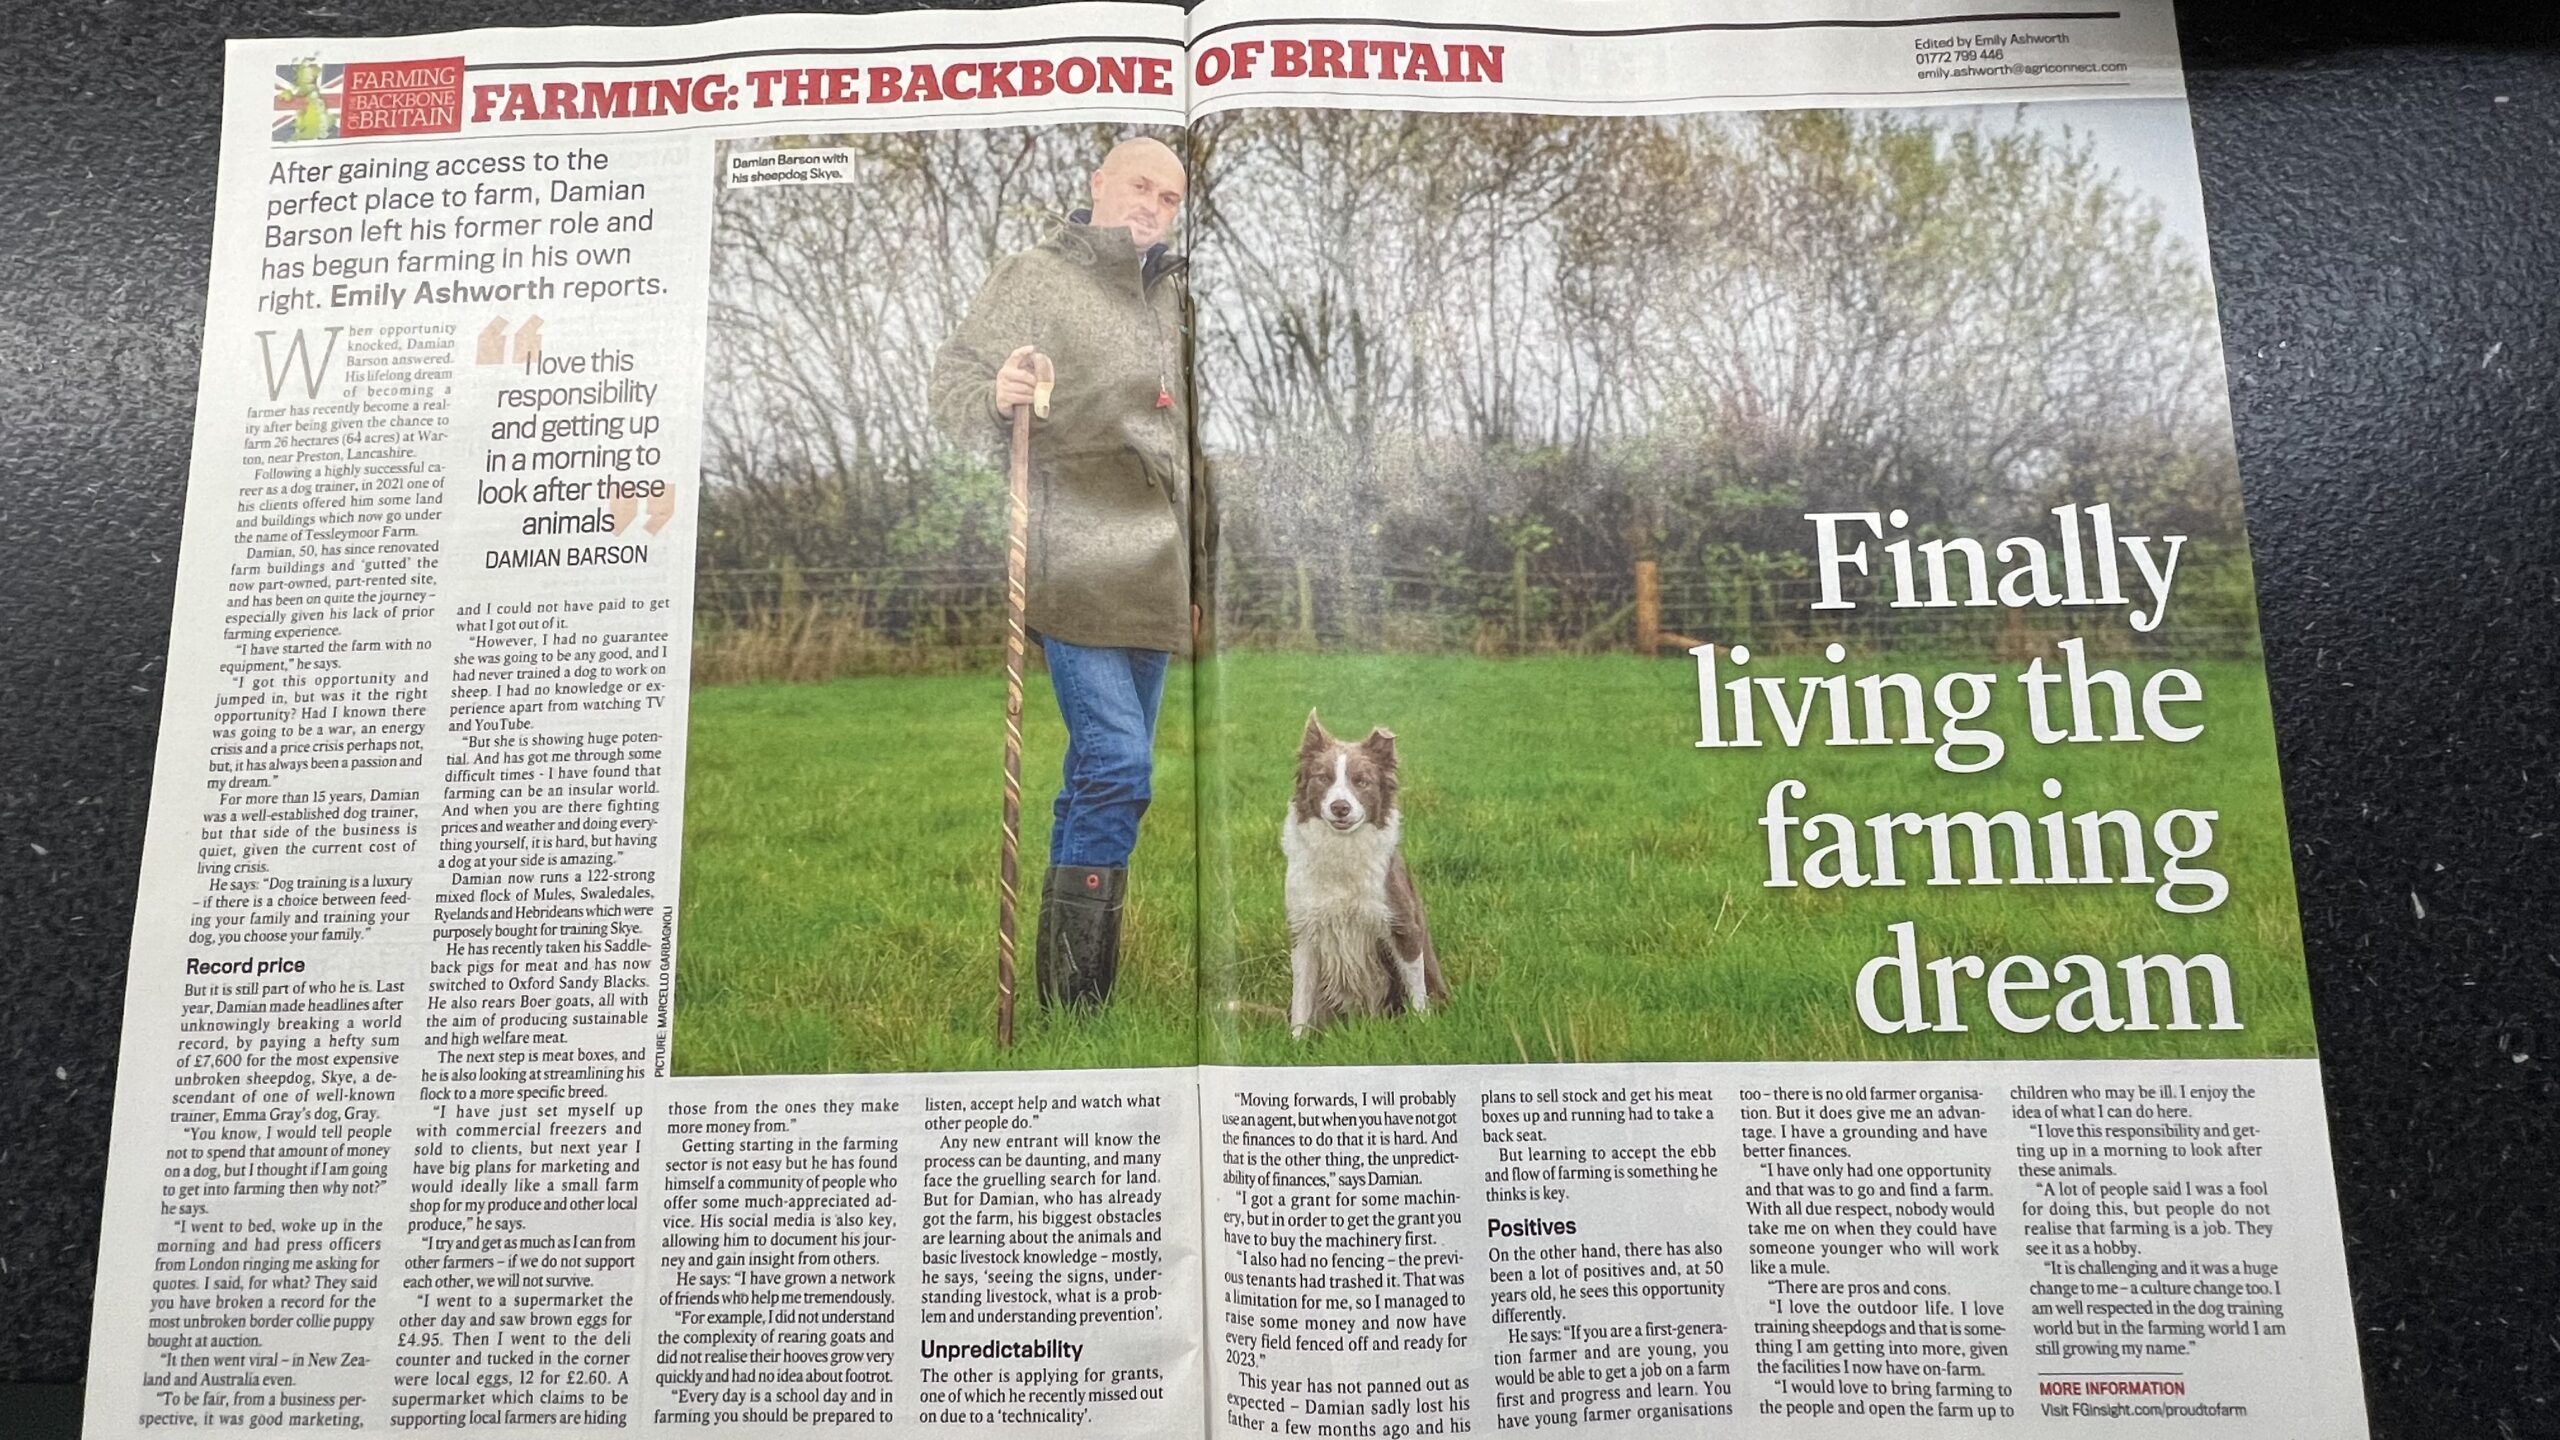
[273, 59, 344, 142]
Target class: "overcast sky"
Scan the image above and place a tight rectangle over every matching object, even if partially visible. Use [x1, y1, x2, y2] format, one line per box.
[1952, 97, 2214, 269]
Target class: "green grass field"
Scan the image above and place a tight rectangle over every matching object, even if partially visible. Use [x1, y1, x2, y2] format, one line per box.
[675, 651, 2316, 1074]
[673, 663, 1203, 1074]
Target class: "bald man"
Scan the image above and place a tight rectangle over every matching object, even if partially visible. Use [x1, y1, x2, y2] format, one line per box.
[929, 136, 1199, 1012]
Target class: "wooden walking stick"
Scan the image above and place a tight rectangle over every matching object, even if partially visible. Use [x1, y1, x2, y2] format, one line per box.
[997, 350, 1054, 1049]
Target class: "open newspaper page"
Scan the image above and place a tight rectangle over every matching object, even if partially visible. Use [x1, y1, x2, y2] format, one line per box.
[1185, 2, 2369, 1436]
[82, 2, 2372, 1437]
[87, 7, 1210, 1436]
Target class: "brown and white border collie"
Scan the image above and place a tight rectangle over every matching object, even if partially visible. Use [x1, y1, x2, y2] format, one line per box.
[1282, 711, 1447, 1037]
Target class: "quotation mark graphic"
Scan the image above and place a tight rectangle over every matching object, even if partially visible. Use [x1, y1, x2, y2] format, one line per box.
[610, 488, 678, 536]
[475, 315, 543, 365]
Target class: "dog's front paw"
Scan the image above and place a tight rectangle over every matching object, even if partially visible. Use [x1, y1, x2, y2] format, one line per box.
[1290, 1023, 1311, 1041]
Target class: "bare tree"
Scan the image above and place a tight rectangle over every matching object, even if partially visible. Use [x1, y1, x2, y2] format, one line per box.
[699, 108, 2238, 665]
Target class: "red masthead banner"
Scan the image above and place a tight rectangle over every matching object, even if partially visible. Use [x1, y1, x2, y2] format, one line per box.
[341, 58, 465, 136]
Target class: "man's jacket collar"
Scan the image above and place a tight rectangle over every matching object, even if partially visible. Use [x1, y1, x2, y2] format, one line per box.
[1059, 206, 1185, 290]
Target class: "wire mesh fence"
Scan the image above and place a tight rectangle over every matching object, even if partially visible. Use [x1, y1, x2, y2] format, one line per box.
[691, 564, 1012, 685]
[692, 555, 2263, 686]
[1210, 558, 2265, 660]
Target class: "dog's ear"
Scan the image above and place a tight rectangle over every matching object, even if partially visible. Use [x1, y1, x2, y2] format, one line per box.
[1360, 728, 1400, 813]
[1301, 709, 1331, 756]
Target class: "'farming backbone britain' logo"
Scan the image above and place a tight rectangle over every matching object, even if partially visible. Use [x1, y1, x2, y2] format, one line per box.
[274, 56, 466, 143]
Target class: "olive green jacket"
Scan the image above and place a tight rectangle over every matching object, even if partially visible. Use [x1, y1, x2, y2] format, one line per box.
[930, 213, 1196, 655]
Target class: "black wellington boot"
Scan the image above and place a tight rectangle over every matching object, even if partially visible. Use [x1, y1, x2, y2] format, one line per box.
[1035, 864, 1125, 1010]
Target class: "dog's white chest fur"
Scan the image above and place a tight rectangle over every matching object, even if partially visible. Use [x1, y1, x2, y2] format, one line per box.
[1282, 809, 1402, 1019]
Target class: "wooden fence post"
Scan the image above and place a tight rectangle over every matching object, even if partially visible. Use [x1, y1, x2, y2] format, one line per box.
[1635, 560, 1660, 655]
[1639, 558, 1705, 655]
[1512, 549, 1530, 652]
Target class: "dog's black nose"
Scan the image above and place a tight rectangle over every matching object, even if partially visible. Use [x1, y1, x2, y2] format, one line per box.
[1329, 801, 1350, 818]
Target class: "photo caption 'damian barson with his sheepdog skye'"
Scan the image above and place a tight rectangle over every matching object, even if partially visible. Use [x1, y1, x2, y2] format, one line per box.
[1693, 506, 2231, 1038]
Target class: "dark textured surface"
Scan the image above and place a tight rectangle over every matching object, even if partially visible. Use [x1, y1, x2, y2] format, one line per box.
[2179, 25, 2560, 1440]
[2, 4, 2554, 1436]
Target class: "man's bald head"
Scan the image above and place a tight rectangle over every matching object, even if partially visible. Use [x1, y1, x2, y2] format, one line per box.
[1089, 136, 1186, 251]
[1101, 136, 1182, 178]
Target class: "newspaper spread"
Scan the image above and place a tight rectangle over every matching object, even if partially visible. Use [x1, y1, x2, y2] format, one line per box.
[90, 2, 2368, 1435]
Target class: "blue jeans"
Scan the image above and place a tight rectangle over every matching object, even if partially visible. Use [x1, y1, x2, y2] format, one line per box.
[1042, 638, 1169, 868]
